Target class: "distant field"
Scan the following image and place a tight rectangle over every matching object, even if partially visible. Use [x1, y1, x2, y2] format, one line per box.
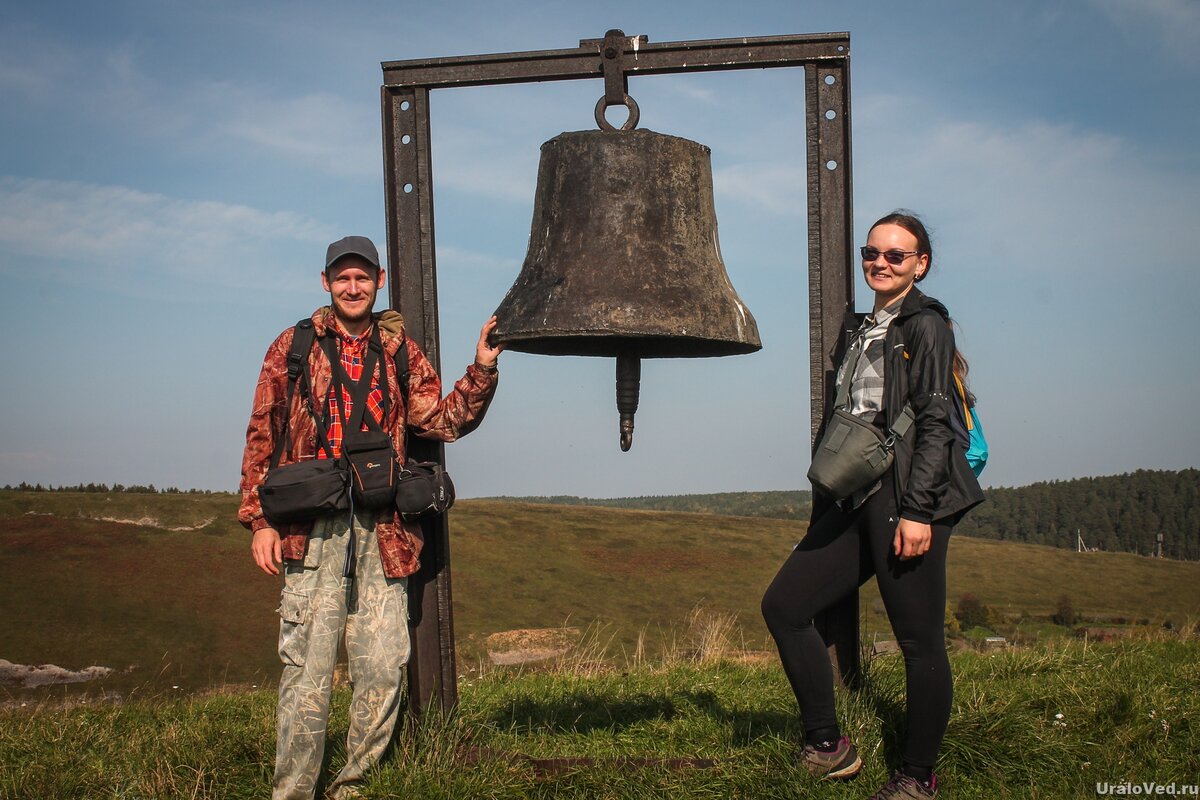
[2, 490, 1198, 701]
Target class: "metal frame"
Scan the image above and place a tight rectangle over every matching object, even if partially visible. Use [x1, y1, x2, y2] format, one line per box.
[382, 30, 858, 715]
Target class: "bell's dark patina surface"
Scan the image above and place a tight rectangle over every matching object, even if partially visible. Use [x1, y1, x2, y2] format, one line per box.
[492, 128, 762, 449]
[493, 128, 761, 358]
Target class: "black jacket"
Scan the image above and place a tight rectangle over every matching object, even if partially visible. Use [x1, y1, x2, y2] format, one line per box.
[819, 287, 985, 524]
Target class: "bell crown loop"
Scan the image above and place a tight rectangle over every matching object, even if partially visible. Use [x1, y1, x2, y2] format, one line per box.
[595, 93, 640, 131]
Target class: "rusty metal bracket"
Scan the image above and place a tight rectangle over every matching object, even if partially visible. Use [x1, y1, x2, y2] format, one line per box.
[584, 29, 645, 131]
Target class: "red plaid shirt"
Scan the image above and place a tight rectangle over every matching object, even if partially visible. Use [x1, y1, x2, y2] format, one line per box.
[319, 325, 385, 459]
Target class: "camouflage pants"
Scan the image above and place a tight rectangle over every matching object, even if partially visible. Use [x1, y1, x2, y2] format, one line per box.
[273, 511, 411, 800]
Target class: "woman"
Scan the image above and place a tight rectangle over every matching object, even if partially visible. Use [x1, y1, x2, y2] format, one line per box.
[761, 211, 984, 799]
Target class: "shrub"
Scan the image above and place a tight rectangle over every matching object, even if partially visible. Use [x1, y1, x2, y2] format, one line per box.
[944, 601, 961, 636]
[956, 592, 990, 630]
[1052, 593, 1078, 626]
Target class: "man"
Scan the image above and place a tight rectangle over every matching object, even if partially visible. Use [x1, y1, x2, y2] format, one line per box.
[238, 235, 501, 799]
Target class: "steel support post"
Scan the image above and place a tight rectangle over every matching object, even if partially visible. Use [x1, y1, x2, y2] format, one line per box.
[381, 85, 459, 713]
[805, 58, 861, 686]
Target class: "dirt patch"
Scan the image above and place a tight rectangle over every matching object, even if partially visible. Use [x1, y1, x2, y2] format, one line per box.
[0, 658, 114, 688]
[21, 511, 214, 531]
[486, 627, 581, 666]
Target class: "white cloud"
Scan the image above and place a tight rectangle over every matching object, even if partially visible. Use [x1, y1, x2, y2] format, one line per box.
[0, 26, 191, 139]
[852, 92, 1197, 276]
[0, 176, 336, 288]
[0, 24, 376, 176]
[432, 125, 540, 204]
[207, 85, 380, 177]
[1090, 0, 1200, 67]
[658, 80, 720, 106]
[436, 243, 520, 273]
[713, 161, 805, 216]
[0, 24, 61, 99]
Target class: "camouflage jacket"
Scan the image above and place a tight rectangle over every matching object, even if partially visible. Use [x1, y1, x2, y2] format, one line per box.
[238, 306, 498, 577]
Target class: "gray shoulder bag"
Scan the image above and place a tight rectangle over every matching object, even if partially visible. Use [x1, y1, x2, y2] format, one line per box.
[807, 335, 914, 501]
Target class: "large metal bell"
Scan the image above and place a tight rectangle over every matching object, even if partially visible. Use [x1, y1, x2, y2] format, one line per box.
[492, 128, 761, 450]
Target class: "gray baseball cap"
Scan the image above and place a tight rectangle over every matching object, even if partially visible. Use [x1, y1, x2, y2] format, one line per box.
[325, 235, 381, 271]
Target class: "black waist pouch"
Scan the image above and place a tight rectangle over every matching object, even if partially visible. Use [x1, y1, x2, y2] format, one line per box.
[395, 461, 455, 520]
[259, 459, 350, 523]
[343, 430, 398, 509]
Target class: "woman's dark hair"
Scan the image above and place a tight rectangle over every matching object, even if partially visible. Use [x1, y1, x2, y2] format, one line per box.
[870, 209, 972, 394]
[869, 209, 933, 282]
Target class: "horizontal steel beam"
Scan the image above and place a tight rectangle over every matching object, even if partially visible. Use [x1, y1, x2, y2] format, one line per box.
[383, 32, 849, 88]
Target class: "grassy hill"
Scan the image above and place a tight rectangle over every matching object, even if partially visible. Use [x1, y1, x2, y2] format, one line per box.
[2, 490, 1198, 701]
[482, 490, 814, 520]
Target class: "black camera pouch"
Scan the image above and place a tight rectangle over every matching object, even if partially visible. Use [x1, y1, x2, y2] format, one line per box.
[342, 429, 397, 509]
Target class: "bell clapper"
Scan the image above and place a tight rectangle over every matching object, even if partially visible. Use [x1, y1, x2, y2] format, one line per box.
[616, 353, 641, 451]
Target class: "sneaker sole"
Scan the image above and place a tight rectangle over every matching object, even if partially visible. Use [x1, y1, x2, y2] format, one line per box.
[821, 754, 863, 781]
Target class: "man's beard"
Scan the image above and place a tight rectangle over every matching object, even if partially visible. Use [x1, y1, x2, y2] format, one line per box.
[331, 293, 375, 324]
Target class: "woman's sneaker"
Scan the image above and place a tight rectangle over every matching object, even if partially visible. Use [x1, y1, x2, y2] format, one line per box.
[800, 735, 862, 780]
[868, 770, 938, 798]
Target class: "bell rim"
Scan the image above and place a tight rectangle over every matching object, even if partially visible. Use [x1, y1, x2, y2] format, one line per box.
[490, 329, 762, 359]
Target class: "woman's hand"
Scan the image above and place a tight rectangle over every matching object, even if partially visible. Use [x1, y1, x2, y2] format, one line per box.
[476, 315, 504, 369]
[893, 518, 932, 560]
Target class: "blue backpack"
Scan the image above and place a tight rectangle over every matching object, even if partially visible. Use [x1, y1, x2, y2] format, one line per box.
[952, 375, 988, 477]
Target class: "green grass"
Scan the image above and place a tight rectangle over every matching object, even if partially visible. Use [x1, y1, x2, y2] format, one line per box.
[3, 491, 1200, 702]
[3, 632, 1198, 799]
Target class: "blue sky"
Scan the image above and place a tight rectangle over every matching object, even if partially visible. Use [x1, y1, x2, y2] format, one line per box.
[2, 0, 1197, 498]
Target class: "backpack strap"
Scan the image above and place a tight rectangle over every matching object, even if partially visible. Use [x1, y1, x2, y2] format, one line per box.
[268, 318, 336, 470]
[390, 328, 412, 461]
[287, 318, 316, 396]
[953, 375, 975, 432]
[392, 329, 410, 407]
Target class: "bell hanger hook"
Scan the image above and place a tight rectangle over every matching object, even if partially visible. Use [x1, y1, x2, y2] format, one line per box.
[592, 29, 643, 132]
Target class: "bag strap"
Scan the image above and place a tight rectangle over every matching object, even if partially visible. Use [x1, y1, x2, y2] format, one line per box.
[953, 374, 975, 432]
[885, 404, 915, 447]
[832, 330, 863, 411]
[318, 316, 412, 452]
[834, 325, 914, 448]
[319, 330, 386, 436]
[389, 328, 414, 463]
[393, 329, 410, 406]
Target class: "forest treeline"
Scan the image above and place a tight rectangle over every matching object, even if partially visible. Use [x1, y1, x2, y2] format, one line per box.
[954, 469, 1198, 560]
[2, 482, 215, 495]
[496, 469, 1200, 561]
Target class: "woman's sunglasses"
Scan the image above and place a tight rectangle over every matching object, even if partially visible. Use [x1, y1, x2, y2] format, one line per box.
[860, 246, 920, 266]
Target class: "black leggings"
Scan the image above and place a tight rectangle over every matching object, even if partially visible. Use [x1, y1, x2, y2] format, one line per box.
[760, 472, 952, 769]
